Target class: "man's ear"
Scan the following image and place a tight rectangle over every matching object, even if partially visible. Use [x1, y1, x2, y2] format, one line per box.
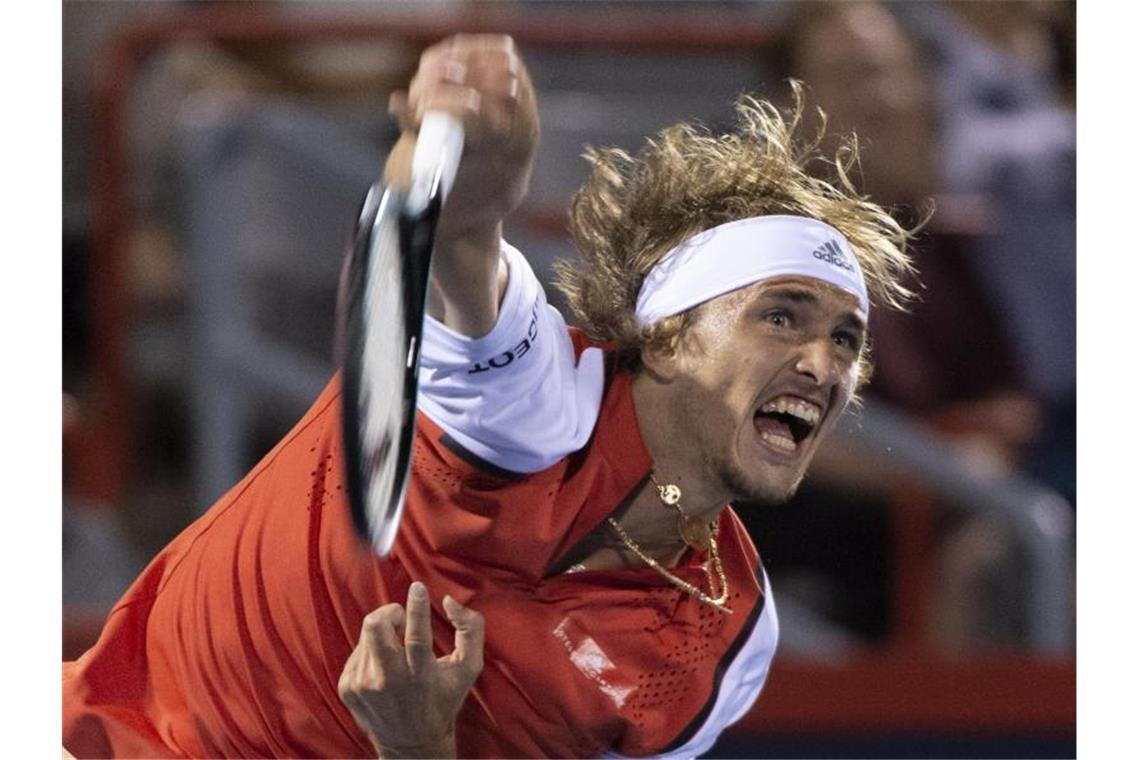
[639, 340, 681, 382]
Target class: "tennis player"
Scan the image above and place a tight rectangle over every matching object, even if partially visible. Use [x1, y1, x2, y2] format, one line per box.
[63, 35, 914, 758]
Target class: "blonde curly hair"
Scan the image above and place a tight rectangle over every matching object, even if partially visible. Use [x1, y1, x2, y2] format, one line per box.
[554, 84, 918, 380]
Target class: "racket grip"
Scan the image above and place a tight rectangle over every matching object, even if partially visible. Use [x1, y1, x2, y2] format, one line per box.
[407, 111, 465, 215]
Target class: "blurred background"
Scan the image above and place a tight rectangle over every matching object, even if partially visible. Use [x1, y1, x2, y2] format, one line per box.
[61, 1, 1075, 757]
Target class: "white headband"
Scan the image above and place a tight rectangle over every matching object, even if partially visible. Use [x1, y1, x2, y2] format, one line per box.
[634, 215, 869, 327]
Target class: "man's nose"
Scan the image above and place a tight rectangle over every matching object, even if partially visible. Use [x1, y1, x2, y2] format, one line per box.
[794, 338, 839, 386]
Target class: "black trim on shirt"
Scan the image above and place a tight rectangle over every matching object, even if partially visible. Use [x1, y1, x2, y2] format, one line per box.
[438, 433, 528, 481]
[543, 471, 651, 577]
[659, 575, 768, 754]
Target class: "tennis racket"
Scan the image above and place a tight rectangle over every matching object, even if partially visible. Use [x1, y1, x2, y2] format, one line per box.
[340, 112, 465, 556]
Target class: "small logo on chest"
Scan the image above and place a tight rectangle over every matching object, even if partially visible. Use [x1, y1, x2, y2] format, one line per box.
[553, 617, 636, 709]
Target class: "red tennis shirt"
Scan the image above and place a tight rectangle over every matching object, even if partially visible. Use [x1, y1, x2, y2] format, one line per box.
[62, 362, 775, 758]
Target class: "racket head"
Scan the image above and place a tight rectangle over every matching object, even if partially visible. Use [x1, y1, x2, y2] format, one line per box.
[340, 112, 462, 557]
[340, 181, 435, 556]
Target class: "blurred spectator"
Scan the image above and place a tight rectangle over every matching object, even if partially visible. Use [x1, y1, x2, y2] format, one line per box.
[893, 0, 1076, 501]
[742, 0, 1074, 655]
[762, 0, 1075, 479]
[776, 1, 1040, 463]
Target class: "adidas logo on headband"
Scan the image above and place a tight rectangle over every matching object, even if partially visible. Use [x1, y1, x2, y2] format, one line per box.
[812, 240, 855, 272]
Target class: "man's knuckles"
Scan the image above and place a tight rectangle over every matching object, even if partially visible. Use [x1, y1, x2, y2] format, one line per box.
[361, 604, 405, 636]
[339, 674, 399, 700]
[408, 76, 518, 130]
[364, 602, 405, 623]
[341, 650, 410, 690]
[411, 46, 523, 108]
[445, 33, 517, 55]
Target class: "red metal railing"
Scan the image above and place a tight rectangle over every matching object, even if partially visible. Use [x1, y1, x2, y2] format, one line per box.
[746, 488, 1073, 734]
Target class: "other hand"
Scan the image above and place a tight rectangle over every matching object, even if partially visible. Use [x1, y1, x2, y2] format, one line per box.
[338, 582, 485, 758]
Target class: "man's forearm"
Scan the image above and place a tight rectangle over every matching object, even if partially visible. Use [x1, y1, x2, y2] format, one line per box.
[427, 222, 508, 338]
[381, 31, 536, 341]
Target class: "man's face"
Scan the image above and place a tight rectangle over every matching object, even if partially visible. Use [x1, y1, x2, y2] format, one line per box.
[661, 276, 867, 505]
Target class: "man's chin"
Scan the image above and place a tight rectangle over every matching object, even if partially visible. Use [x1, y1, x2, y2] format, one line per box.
[721, 464, 805, 507]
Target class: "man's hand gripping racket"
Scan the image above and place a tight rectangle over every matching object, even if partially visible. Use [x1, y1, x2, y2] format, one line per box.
[340, 111, 464, 557]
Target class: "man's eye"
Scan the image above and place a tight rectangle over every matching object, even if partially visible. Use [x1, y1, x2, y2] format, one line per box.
[833, 331, 858, 350]
[765, 310, 790, 327]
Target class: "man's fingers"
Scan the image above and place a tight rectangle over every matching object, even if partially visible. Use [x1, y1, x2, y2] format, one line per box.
[413, 83, 483, 124]
[438, 32, 517, 59]
[388, 91, 412, 133]
[411, 84, 523, 145]
[405, 42, 522, 142]
[442, 594, 485, 678]
[403, 581, 435, 675]
[410, 51, 518, 105]
[408, 54, 467, 107]
[358, 604, 409, 677]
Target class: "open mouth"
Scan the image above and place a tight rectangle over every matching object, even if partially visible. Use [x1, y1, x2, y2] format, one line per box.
[752, 396, 822, 453]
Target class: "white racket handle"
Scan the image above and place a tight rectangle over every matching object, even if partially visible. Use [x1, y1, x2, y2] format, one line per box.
[407, 111, 465, 215]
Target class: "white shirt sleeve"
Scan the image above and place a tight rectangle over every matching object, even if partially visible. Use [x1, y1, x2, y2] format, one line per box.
[417, 241, 606, 474]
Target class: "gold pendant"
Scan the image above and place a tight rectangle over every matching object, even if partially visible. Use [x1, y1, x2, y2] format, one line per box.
[657, 483, 682, 506]
[678, 514, 712, 551]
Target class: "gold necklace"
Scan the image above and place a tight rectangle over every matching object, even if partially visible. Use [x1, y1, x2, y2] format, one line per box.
[650, 473, 714, 552]
[606, 476, 732, 614]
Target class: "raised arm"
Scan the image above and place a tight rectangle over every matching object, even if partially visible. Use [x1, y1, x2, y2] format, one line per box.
[384, 34, 539, 338]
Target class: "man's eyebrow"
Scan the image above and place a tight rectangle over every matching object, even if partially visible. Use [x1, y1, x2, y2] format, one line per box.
[762, 287, 820, 305]
[838, 312, 867, 335]
[760, 286, 867, 332]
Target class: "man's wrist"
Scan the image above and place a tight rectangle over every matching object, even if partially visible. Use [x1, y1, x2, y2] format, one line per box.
[374, 730, 457, 759]
[435, 221, 501, 258]
[428, 222, 506, 337]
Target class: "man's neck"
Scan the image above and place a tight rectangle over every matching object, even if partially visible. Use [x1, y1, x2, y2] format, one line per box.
[629, 370, 730, 527]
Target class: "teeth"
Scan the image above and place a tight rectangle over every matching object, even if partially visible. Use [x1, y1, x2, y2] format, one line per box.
[760, 431, 796, 451]
[760, 396, 821, 426]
